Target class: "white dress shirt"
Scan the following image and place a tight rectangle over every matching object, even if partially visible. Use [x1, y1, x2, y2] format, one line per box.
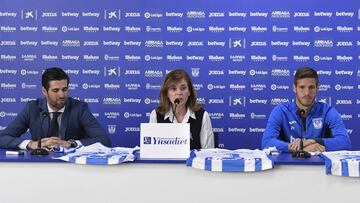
[149, 108, 215, 148]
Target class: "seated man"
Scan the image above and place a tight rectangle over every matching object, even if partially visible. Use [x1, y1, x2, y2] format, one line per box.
[262, 67, 351, 152]
[0, 67, 112, 150]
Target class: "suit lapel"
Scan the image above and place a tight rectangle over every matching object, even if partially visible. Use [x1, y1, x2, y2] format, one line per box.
[39, 98, 50, 138]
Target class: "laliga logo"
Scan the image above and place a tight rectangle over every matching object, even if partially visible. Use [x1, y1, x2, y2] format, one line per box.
[20, 69, 27, 75]
[82, 83, 89, 90]
[271, 84, 277, 90]
[144, 12, 151, 18]
[207, 84, 214, 90]
[335, 84, 341, 91]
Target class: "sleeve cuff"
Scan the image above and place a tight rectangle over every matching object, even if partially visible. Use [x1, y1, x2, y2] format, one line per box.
[18, 140, 31, 150]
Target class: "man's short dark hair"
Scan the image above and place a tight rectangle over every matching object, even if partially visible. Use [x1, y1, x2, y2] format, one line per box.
[294, 67, 318, 86]
[42, 67, 69, 90]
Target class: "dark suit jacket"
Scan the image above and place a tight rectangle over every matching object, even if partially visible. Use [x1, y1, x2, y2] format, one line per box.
[0, 97, 112, 149]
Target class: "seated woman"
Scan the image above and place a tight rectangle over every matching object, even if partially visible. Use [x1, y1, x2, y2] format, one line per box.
[149, 69, 214, 149]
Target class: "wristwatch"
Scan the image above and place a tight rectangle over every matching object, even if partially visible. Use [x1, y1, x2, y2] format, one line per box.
[68, 139, 78, 148]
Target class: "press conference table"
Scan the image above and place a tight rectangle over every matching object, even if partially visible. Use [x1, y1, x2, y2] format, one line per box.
[0, 150, 358, 203]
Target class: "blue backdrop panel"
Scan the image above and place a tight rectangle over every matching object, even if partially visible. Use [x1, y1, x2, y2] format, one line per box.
[0, 0, 359, 149]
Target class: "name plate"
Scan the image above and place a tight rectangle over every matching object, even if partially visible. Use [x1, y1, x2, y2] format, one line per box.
[140, 123, 190, 159]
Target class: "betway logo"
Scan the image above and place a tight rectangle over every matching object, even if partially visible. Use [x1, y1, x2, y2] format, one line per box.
[249, 99, 267, 104]
[249, 128, 265, 133]
[314, 11, 332, 17]
[208, 41, 225, 47]
[103, 41, 121, 46]
[271, 41, 289, 47]
[336, 12, 354, 17]
[123, 98, 141, 104]
[228, 70, 246, 75]
[228, 26, 247, 32]
[335, 70, 353, 76]
[317, 70, 332, 76]
[0, 69, 17, 75]
[228, 128, 246, 133]
[292, 41, 310, 46]
[186, 55, 204, 61]
[228, 12, 247, 18]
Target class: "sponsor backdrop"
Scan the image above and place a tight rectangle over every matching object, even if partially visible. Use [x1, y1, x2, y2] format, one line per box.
[0, 0, 359, 149]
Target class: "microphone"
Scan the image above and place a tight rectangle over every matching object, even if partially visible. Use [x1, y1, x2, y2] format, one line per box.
[171, 98, 180, 123]
[292, 109, 311, 158]
[31, 111, 50, 156]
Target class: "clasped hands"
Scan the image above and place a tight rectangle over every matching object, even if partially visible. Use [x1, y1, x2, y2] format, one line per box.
[288, 139, 325, 152]
[27, 137, 71, 150]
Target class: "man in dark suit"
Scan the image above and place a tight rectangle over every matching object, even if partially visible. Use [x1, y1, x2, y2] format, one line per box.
[0, 67, 112, 150]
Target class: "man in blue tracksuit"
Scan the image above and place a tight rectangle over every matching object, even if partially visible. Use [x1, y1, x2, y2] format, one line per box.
[262, 67, 351, 152]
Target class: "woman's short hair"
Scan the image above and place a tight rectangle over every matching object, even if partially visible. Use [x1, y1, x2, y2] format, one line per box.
[157, 69, 199, 114]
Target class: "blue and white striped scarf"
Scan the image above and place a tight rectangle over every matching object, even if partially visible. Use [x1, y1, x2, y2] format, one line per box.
[321, 151, 360, 177]
[54, 143, 139, 165]
[187, 149, 274, 172]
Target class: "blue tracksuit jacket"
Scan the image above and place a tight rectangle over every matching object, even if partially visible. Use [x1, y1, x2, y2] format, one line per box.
[262, 102, 351, 152]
